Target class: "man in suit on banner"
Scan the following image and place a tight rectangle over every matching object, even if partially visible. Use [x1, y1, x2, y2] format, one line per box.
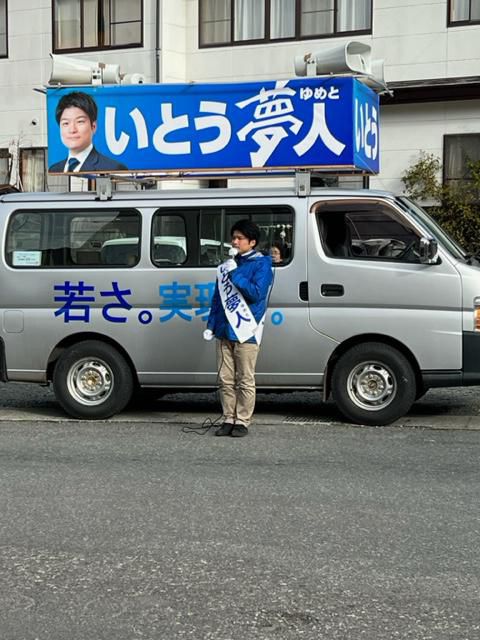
[49, 91, 127, 173]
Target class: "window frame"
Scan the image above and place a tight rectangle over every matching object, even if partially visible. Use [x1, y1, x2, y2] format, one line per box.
[199, 0, 373, 49]
[443, 132, 480, 193]
[0, 148, 11, 183]
[6, 208, 142, 269]
[315, 200, 424, 264]
[152, 205, 294, 268]
[151, 210, 189, 268]
[448, 0, 480, 26]
[52, 0, 144, 54]
[0, 0, 8, 58]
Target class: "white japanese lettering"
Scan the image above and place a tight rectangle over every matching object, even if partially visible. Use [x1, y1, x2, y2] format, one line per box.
[294, 103, 346, 157]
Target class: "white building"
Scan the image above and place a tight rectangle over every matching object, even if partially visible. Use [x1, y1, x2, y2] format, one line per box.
[0, 0, 479, 194]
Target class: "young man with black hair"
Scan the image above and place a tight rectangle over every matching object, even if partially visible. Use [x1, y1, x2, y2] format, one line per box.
[205, 219, 273, 437]
[49, 91, 127, 173]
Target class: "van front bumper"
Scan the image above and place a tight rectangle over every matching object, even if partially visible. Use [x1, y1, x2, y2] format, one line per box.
[421, 331, 480, 388]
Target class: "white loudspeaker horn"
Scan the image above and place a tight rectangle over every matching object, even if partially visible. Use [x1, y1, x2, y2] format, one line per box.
[49, 54, 121, 85]
[294, 41, 372, 77]
[359, 59, 390, 94]
[121, 73, 146, 85]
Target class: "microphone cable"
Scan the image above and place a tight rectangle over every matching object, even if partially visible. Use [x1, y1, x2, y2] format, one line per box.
[181, 345, 226, 435]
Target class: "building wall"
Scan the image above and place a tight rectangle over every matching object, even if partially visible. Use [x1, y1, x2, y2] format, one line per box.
[184, 0, 480, 193]
[0, 0, 478, 193]
[372, 100, 480, 192]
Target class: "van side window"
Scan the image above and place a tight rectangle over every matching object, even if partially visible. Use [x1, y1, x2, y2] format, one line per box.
[72, 212, 141, 266]
[6, 209, 141, 268]
[201, 206, 294, 266]
[151, 206, 294, 267]
[316, 202, 422, 263]
[151, 214, 187, 266]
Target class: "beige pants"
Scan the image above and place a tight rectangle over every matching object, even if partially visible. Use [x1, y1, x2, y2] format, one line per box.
[216, 339, 260, 427]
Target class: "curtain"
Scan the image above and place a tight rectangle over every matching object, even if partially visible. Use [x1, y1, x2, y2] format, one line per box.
[83, 0, 98, 47]
[338, 0, 371, 32]
[450, 0, 471, 21]
[110, 0, 142, 46]
[54, 0, 81, 49]
[470, 0, 480, 20]
[445, 135, 480, 184]
[271, 0, 295, 38]
[21, 149, 46, 192]
[301, 0, 334, 36]
[201, 0, 231, 44]
[234, 0, 265, 41]
[0, 150, 10, 184]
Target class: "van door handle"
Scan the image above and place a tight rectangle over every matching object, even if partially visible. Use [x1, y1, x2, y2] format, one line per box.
[321, 284, 344, 297]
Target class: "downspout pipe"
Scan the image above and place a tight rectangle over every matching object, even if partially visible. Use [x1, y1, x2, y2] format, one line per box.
[155, 0, 162, 83]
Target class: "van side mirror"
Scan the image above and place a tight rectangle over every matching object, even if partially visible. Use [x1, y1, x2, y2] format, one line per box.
[419, 237, 438, 264]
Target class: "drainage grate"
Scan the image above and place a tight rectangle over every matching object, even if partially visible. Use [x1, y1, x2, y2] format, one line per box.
[283, 415, 333, 425]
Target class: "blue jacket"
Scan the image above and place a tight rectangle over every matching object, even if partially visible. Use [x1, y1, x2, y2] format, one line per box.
[207, 250, 273, 343]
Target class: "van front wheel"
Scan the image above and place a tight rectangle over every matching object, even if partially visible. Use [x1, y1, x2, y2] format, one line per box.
[53, 341, 134, 419]
[331, 343, 416, 426]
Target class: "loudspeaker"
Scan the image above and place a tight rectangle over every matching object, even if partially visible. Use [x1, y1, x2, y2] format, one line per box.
[121, 73, 146, 85]
[49, 54, 121, 85]
[294, 41, 372, 77]
[358, 59, 387, 92]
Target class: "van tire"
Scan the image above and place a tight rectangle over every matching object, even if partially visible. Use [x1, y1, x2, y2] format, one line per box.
[53, 340, 134, 419]
[331, 342, 416, 426]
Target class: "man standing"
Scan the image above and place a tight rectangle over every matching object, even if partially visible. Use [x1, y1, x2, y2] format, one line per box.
[49, 91, 127, 173]
[205, 220, 273, 438]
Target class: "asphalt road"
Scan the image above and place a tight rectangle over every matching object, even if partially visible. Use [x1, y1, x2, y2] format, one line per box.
[1, 391, 480, 638]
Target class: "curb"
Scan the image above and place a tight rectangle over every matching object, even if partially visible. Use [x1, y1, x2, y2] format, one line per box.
[0, 408, 480, 430]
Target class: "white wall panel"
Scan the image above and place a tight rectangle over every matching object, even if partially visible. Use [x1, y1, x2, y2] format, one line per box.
[371, 100, 480, 193]
[375, 3, 445, 37]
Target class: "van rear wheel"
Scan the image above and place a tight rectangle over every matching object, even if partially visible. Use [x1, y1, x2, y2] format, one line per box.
[331, 342, 416, 426]
[53, 340, 133, 419]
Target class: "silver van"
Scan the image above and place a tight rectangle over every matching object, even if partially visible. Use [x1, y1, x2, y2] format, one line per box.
[1, 187, 479, 425]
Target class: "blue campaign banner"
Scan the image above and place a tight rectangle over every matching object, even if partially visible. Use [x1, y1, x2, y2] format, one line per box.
[46, 77, 379, 175]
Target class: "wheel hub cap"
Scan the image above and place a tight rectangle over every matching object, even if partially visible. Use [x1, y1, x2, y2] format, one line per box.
[347, 362, 395, 411]
[67, 359, 113, 406]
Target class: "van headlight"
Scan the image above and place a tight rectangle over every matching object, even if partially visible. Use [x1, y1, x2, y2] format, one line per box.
[475, 297, 480, 331]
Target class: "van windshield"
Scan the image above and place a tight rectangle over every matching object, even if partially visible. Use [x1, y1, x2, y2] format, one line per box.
[395, 196, 467, 261]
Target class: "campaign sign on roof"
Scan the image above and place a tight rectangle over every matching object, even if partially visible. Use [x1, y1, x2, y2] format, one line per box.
[46, 77, 379, 175]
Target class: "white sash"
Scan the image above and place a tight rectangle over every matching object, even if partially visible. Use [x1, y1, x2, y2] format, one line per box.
[216, 260, 265, 344]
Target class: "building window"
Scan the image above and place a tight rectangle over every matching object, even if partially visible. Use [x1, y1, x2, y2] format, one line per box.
[0, 149, 10, 183]
[20, 149, 48, 192]
[0, 0, 7, 57]
[199, 0, 372, 47]
[53, 0, 143, 53]
[20, 148, 70, 192]
[444, 134, 480, 193]
[449, 0, 480, 24]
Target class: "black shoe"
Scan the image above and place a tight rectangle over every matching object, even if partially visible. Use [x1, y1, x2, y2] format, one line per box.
[215, 422, 234, 436]
[231, 425, 248, 438]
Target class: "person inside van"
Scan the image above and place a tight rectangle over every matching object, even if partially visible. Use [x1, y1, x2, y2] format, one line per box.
[270, 242, 287, 265]
[204, 220, 273, 438]
[49, 91, 128, 173]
